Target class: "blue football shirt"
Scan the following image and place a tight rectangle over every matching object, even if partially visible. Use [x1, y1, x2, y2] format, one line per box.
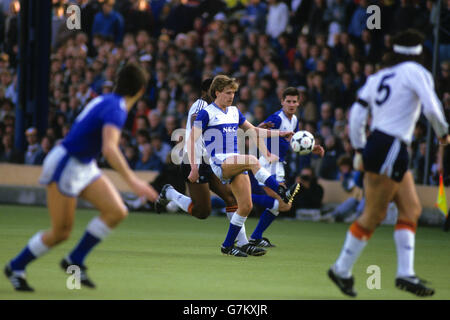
[62, 93, 127, 163]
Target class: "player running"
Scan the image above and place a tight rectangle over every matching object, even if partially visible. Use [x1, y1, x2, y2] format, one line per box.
[156, 78, 265, 256]
[328, 29, 450, 298]
[4, 63, 158, 291]
[248, 87, 325, 247]
[188, 75, 299, 257]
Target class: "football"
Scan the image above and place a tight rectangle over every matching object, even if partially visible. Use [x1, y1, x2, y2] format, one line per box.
[290, 130, 315, 155]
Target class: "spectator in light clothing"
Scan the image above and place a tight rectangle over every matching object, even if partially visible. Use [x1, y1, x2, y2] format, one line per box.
[265, 0, 289, 39]
[24, 127, 42, 165]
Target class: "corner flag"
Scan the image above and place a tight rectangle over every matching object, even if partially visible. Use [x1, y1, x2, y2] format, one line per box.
[436, 174, 448, 217]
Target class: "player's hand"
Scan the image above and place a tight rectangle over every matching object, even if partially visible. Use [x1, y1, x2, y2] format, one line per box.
[280, 131, 294, 140]
[265, 152, 279, 163]
[188, 167, 199, 183]
[258, 121, 275, 129]
[353, 152, 364, 171]
[312, 145, 325, 157]
[129, 177, 159, 202]
[439, 134, 450, 145]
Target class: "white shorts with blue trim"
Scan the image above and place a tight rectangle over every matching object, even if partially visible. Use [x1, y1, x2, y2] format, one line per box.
[210, 153, 248, 184]
[39, 145, 102, 197]
[258, 156, 285, 185]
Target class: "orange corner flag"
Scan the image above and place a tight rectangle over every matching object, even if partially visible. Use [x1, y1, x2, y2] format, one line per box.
[436, 174, 448, 217]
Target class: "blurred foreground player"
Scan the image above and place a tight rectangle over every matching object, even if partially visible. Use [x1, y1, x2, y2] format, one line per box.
[5, 63, 158, 291]
[328, 29, 450, 297]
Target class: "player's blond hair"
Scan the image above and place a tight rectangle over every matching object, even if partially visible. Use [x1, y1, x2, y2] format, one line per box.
[209, 75, 239, 99]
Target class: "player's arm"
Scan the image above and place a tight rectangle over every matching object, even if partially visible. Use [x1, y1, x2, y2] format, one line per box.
[349, 98, 370, 171]
[187, 109, 208, 182]
[102, 125, 158, 201]
[408, 65, 450, 144]
[186, 125, 203, 182]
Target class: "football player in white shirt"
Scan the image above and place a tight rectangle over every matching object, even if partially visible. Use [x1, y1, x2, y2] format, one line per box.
[328, 29, 450, 298]
[189, 75, 299, 257]
[156, 78, 266, 256]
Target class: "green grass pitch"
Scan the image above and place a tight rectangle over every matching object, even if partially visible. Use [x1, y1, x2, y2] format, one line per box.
[0, 204, 449, 300]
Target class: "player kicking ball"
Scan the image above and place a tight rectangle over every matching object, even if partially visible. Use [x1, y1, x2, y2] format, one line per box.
[328, 29, 450, 298]
[156, 78, 266, 257]
[248, 87, 325, 247]
[188, 75, 299, 257]
[4, 63, 158, 291]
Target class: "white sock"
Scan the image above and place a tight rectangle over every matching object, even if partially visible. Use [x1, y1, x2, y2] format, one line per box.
[269, 200, 280, 215]
[226, 211, 249, 246]
[128, 196, 146, 209]
[166, 200, 179, 212]
[28, 231, 50, 257]
[254, 167, 271, 184]
[230, 212, 247, 226]
[86, 217, 112, 240]
[394, 229, 415, 277]
[333, 231, 367, 278]
[166, 187, 191, 212]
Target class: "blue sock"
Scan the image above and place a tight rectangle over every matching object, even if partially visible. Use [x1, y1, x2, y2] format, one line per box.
[251, 209, 277, 240]
[263, 175, 280, 194]
[68, 232, 101, 266]
[10, 247, 36, 271]
[222, 223, 242, 248]
[252, 194, 275, 209]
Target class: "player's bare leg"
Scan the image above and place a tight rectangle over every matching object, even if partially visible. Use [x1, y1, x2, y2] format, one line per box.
[247, 185, 292, 248]
[329, 172, 398, 297]
[220, 173, 260, 256]
[210, 175, 265, 256]
[5, 183, 77, 292]
[392, 171, 434, 296]
[59, 175, 128, 288]
[221, 155, 299, 204]
[42, 183, 77, 246]
[185, 182, 212, 219]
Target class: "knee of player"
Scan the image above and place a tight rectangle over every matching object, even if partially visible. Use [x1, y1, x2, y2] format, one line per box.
[191, 204, 211, 219]
[247, 155, 260, 167]
[52, 228, 72, 244]
[279, 201, 291, 212]
[224, 196, 237, 207]
[240, 202, 253, 215]
[114, 205, 129, 220]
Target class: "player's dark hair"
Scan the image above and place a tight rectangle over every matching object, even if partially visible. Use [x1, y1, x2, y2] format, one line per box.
[201, 78, 213, 103]
[282, 87, 299, 100]
[382, 29, 425, 67]
[114, 63, 148, 97]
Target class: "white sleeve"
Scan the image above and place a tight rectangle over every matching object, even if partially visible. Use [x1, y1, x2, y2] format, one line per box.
[349, 101, 370, 150]
[407, 64, 449, 138]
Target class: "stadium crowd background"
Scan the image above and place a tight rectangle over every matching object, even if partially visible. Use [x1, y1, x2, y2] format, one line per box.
[0, 0, 450, 212]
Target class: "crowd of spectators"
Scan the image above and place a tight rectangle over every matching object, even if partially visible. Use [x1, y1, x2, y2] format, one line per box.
[0, 0, 449, 189]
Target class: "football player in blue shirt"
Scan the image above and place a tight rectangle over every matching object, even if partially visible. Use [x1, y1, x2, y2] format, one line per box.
[249, 87, 324, 247]
[5, 63, 158, 291]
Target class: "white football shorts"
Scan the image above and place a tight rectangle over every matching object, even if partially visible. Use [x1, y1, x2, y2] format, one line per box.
[39, 144, 101, 197]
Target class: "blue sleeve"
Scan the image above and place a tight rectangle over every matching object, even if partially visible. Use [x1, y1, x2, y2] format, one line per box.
[295, 118, 299, 132]
[238, 109, 246, 126]
[102, 103, 126, 129]
[264, 113, 282, 129]
[193, 109, 209, 131]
